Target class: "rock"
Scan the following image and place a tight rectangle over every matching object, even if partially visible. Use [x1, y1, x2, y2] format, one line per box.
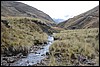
[44, 42, 47, 44]
[33, 64, 37, 66]
[54, 53, 61, 57]
[71, 54, 77, 59]
[28, 63, 33, 66]
[35, 52, 37, 54]
[26, 60, 29, 64]
[74, 60, 79, 66]
[4, 51, 12, 56]
[1, 19, 10, 28]
[41, 54, 45, 56]
[56, 57, 61, 62]
[2, 57, 8, 61]
[46, 52, 49, 55]
[37, 62, 39, 64]
[85, 60, 96, 65]
[7, 57, 15, 63]
[1, 60, 9, 66]
[96, 33, 99, 40]
[21, 55, 26, 58]
[38, 53, 40, 54]
[40, 47, 44, 49]
[16, 53, 23, 58]
[41, 60, 46, 65]
[46, 56, 50, 59]
[30, 50, 34, 53]
[8, 53, 13, 56]
[1, 56, 20, 65]
[77, 55, 87, 63]
[54, 38, 59, 40]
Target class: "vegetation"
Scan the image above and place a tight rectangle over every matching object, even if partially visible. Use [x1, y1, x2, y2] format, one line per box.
[49, 28, 99, 66]
[1, 17, 48, 56]
[51, 27, 65, 33]
[57, 5, 99, 29]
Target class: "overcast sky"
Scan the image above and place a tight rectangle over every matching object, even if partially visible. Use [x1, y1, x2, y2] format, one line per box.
[18, 1, 99, 20]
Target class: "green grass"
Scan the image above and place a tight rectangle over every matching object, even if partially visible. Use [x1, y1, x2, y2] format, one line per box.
[49, 28, 99, 66]
[1, 17, 48, 56]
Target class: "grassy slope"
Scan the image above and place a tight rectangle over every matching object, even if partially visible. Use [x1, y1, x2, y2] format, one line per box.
[1, 17, 49, 56]
[1, 1, 55, 23]
[57, 6, 99, 29]
[49, 28, 99, 66]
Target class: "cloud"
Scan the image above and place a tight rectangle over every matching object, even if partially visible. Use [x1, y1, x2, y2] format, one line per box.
[64, 15, 69, 18]
[18, 1, 99, 20]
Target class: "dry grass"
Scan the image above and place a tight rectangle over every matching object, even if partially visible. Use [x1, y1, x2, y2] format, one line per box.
[1, 17, 48, 56]
[49, 28, 99, 66]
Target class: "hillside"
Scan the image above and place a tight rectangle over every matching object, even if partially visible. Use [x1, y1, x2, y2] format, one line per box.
[1, 1, 55, 26]
[1, 1, 57, 57]
[1, 1, 99, 66]
[1, 17, 47, 56]
[57, 5, 99, 29]
[31, 28, 99, 66]
[48, 28, 99, 66]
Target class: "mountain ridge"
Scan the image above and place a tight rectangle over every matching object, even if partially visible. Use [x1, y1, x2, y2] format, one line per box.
[1, 1, 55, 25]
[57, 5, 99, 29]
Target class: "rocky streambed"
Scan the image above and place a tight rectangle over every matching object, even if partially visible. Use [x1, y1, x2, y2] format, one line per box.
[1, 35, 98, 66]
[1, 36, 54, 66]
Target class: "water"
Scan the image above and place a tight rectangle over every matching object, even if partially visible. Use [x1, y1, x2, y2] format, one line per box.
[10, 36, 54, 66]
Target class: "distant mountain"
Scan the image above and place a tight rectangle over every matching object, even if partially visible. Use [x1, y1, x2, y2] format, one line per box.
[1, 1, 55, 26]
[53, 18, 65, 24]
[57, 5, 99, 29]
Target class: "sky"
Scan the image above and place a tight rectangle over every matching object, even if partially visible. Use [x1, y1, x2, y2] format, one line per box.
[18, 1, 99, 20]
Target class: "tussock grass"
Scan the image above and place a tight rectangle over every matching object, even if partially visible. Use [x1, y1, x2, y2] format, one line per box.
[1, 17, 48, 56]
[49, 28, 99, 66]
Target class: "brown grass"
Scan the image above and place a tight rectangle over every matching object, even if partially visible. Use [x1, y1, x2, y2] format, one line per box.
[49, 28, 99, 66]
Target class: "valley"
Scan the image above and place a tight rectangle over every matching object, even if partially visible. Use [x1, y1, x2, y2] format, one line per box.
[1, 1, 99, 66]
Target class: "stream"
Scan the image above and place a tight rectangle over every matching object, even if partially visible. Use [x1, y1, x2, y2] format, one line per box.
[10, 36, 54, 66]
